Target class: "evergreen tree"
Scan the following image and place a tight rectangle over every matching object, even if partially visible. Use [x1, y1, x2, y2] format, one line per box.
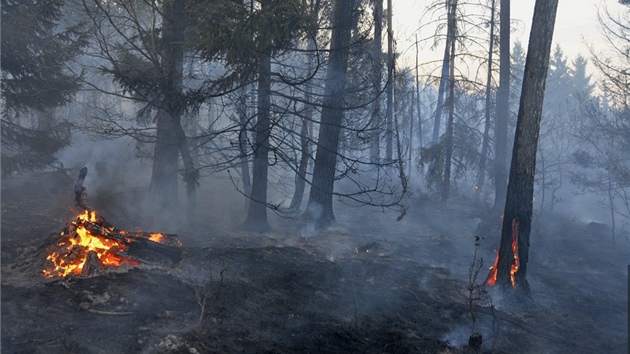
[545, 45, 572, 107]
[1, 0, 86, 175]
[1, 0, 86, 113]
[570, 55, 594, 97]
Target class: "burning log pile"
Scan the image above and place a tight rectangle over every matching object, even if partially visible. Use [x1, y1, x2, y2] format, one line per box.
[42, 167, 182, 278]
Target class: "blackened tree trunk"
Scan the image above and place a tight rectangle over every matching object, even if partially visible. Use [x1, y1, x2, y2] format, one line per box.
[305, 0, 357, 228]
[476, 0, 496, 191]
[441, 0, 457, 203]
[494, 0, 559, 292]
[493, 0, 510, 211]
[370, 0, 383, 163]
[242, 54, 272, 232]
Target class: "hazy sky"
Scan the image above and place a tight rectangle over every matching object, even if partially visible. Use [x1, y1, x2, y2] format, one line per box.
[394, 0, 627, 75]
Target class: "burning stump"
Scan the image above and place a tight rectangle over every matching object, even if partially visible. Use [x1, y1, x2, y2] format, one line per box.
[43, 209, 182, 278]
[42, 167, 182, 278]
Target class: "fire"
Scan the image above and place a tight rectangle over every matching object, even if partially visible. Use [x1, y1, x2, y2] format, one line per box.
[149, 233, 167, 243]
[43, 210, 138, 278]
[486, 218, 520, 288]
[509, 219, 519, 287]
[486, 249, 499, 286]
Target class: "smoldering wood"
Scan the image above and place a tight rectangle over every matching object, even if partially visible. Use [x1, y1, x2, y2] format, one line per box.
[81, 251, 104, 277]
[74, 167, 90, 210]
[66, 166, 182, 273]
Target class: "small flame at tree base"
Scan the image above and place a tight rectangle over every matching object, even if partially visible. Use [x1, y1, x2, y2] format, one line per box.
[486, 218, 520, 288]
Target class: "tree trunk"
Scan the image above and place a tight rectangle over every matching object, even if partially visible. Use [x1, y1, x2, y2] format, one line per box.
[370, 0, 383, 163]
[385, 0, 394, 161]
[290, 0, 320, 211]
[441, 0, 457, 203]
[476, 0, 496, 191]
[238, 85, 252, 199]
[150, 0, 188, 219]
[242, 54, 272, 232]
[494, 0, 558, 293]
[151, 110, 180, 211]
[415, 34, 423, 151]
[305, 0, 357, 228]
[493, 0, 510, 211]
[432, 1, 452, 144]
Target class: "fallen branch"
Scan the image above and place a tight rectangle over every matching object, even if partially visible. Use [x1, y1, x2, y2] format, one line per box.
[86, 309, 133, 316]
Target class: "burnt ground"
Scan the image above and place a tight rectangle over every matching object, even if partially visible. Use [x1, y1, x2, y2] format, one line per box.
[1, 170, 629, 353]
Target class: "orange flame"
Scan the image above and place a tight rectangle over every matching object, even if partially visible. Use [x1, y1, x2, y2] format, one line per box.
[510, 219, 519, 288]
[487, 218, 520, 288]
[487, 249, 499, 286]
[43, 210, 138, 278]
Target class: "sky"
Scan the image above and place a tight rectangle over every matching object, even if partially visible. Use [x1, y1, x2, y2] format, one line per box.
[393, 0, 627, 77]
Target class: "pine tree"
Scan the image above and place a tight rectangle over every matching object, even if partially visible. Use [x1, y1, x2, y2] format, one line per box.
[1, 0, 86, 113]
[1, 0, 86, 175]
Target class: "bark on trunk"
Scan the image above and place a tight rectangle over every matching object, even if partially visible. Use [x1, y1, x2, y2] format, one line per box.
[151, 109, 180, 210]
[238, 85, 252, 199]
[370, 0, 383, 163]
[493, 0, 510, 211]
[441, 0, 457, 203]
[476, 0, 496, 191]
[495, 0, 558, 293]
[415, 34, 423, 150]
[290, 0, 320, 211]
[305, 0, 356, 228]
[432, 1, 452, 144]
[385, 0, 394, 161]
[150, 0, 187, 217]
[242, 54, 272, 232]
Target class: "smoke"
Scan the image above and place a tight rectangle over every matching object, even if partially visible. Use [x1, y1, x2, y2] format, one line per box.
[300, 202, 322, 239]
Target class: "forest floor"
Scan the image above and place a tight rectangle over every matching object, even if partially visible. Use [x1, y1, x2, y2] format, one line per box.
[1, 170, 628, 353]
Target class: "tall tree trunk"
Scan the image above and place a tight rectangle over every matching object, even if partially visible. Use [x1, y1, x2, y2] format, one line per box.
[415, 34, 423, 150]
[493, 0, 558, 293]
[242, 54, 272, 232]
[238, 85, 252, 199]
[476, 0, 496, 191]
[370, 0, 383, 163]
[151, 109, 180, 210]
[432, 1, 452, 144]
[441, 0, 457, 203]
[150, 0, 186, 215]
[385, 0, 394, 161]
[290, 0, 320, 211]
[493, 0, 510, 211]
[305, 0, 357, 228]
[150, 0, 190, 220]
[407, 77, 415, 182]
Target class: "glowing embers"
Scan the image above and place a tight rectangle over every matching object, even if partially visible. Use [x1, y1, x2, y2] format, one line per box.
[43, 210, 138, 278]
[486, 218, 520, 288]
[355, 241, 380, 254]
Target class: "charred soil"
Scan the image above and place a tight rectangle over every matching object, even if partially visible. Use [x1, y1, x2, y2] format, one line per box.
[1, 171, 628, 353]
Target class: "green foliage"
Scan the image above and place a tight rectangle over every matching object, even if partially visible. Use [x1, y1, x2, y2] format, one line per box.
[1, 0, 87, 113]
[1, 119, 71, 175]
[187, 0, 314, 84]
